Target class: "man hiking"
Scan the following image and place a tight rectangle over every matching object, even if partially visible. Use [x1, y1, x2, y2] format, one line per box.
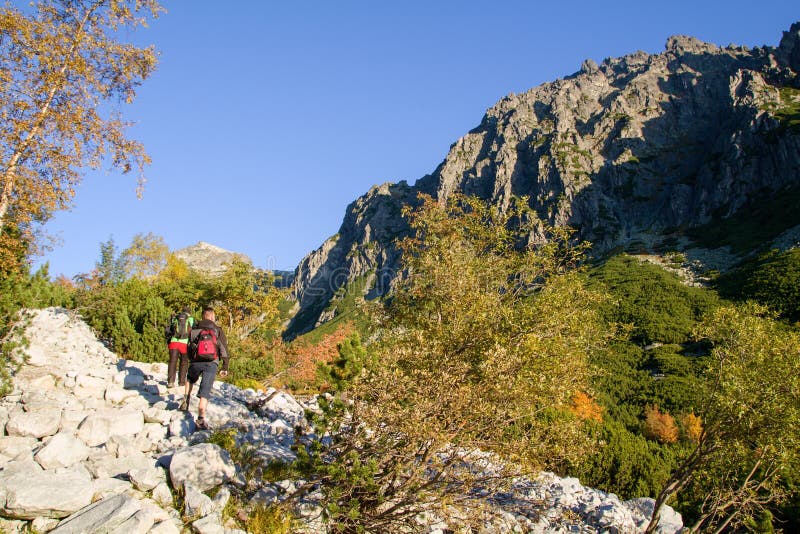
[166, 306, 195, 388]
[180, 306, 229, 430]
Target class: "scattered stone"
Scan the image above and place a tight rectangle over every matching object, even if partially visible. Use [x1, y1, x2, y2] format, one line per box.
[0, 464, 95, 519]
[250, 486, 278, 506]
[151, 482, 174, 508]
[128, 466, 166, 492]
[31, 516, 61, 532]
[191, 511, 225, 534]
[91, 477, 133, 500]
[0, 518, 27, 534]
[149, 519, 182, 534]
[169, 443, 236, 492]
[49, 493, 141, 533]
[211, 486, 230, 513]
[144, 407, 172, 425]
[85, 452, 155, 479]
[116, 507, 156, 533]
[76, 408, 144, 447]
[5, 409, 62, 439]
[627, 497, 684, 533]
[34, 432, 90, 469]
[104, 386, 138, 404]
[0, 436, 39, 458]
[169, 412, 196, 438]
[184, 483, 215, 520]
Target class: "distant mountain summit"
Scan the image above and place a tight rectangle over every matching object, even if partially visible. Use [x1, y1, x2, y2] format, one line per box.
[288, 22, 800, 336]
[173, 241, 249, 276]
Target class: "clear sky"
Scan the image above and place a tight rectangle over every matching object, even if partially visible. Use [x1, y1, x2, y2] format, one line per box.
[34, 0, 799, 277]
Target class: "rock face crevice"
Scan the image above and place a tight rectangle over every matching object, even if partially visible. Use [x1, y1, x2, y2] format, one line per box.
[289, 23, 800, 335]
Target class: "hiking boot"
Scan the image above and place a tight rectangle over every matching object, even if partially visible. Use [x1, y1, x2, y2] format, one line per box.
[196, 418, 209, 430]
[178, 396, 189, 411]
[166, 382, 175, 389]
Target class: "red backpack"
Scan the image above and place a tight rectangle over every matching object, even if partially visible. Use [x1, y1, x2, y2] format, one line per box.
[193, 327, 219, 362]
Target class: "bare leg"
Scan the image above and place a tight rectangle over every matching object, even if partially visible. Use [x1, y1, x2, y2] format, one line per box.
[198, 397, 208, 420]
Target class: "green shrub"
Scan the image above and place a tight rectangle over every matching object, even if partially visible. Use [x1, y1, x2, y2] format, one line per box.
[316, 332, 367, 391]
[574, 419, 679, 499]
[588, 254, 719, 344]
[717, 248, 800, 322]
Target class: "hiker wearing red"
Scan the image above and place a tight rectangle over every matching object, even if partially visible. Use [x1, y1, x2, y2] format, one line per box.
[180, 307, 229, 430]
[166, 306, 194, 388]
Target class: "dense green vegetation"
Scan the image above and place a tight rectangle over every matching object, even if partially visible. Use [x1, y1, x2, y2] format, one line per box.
[3, 199, 800, 531]
[717, 248, 800, 322]
[686, 185, 800, 253]
[571, 255, 715, 505]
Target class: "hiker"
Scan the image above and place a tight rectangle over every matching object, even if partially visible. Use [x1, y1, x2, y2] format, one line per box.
[180, 306, 229, 430]
[166, 306, 195, 388]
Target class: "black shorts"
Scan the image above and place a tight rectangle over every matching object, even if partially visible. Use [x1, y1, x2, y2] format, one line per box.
[187, 361, 218, 399]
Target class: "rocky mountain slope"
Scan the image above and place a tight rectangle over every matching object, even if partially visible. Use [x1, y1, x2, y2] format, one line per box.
[0, 309, 683, 533]
[288, 22, 800, 335]
[174, 241, 295, 287]
[174, 242, 251, 277]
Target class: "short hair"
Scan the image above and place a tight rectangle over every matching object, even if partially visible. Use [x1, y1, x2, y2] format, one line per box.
[183, 306, 192, 314]
[202, 306, 215, 319]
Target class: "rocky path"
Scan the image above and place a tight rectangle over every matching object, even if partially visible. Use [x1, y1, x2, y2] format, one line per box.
[0, 308, 309, 533]
[0, 309, 683, 533]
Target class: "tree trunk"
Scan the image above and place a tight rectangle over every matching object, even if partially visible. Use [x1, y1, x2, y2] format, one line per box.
[0, 1, 101, 234]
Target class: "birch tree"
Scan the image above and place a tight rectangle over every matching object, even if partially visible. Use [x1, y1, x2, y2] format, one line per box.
[0, 0, 162, 268]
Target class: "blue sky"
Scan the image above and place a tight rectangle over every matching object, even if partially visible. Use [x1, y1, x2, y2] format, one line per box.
[36, 0, 799, 277]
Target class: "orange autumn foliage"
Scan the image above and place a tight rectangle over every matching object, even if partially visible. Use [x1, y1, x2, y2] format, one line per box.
[571, 391, 603, 422]
[644, 404, 679, 444]
[272, 323, 354, 391]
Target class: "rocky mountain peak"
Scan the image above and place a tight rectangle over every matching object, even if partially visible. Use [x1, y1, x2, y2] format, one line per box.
[173, 241, 250, 276]
[665, 34, 719, 55]
[778, 21, 800, 71]
[287, 22, 800, 336]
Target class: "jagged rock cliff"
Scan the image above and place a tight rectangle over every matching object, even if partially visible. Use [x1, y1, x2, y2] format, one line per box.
[288, 23, 800, 336]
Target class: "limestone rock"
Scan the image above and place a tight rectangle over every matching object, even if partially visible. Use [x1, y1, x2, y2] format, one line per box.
[169, 443, 235, 492]
[85, 452, 155, 479]
[49, 493, 142, 533]
[91, 477, 132, 500]
[184, 483, 215, 520]
[626, 497, 684, 533]
[191, 511, 225, 534]
[151, 481, 174, 508]
[104, 386, 138, 404]
[211, 486, 230, 513]
[0, 436, 39, 458]
[128, 466, 166, 492]
[76, 408, 144, 447]
[174, 242, 250, 277]
[0, 464, 95, 519]
[149, 519, 182, 534]
[34, 432, 90, 469]
[168, 411, 197, 437]
[31, 516, 61, 532]
[5, 409, 62, 439]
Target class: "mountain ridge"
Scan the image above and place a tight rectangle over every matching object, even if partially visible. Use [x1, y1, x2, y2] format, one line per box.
[287, 22, 800, 336]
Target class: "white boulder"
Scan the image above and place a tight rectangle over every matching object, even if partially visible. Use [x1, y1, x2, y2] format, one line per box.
[5, 409, 62, 439]
[34, 432, 90, 469]
[169, 443, 235, 492]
